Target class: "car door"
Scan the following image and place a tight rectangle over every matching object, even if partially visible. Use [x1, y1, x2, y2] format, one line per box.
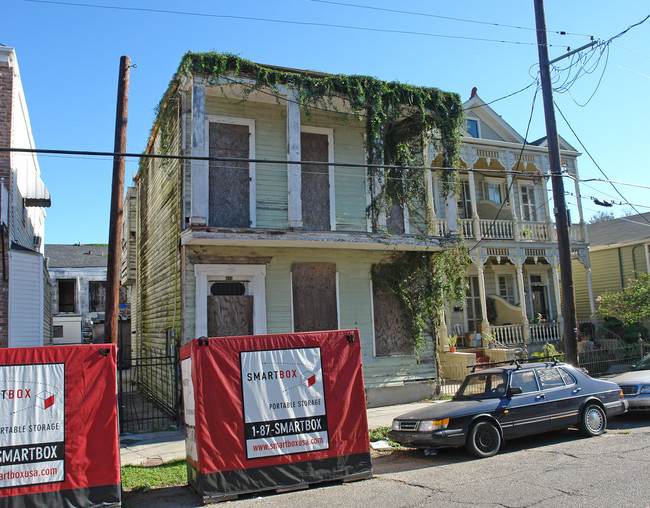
[542, 366, 582, 428]
[503, 369, 549, 438]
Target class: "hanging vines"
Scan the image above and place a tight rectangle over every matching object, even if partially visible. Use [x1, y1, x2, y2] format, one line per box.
[153, 51, 469, 351]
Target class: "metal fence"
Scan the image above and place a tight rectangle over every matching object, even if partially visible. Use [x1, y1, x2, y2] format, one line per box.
[118, 346, 182, 434]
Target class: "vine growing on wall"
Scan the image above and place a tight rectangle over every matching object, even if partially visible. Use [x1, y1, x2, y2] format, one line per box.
[149, 51, 470, 353]
[176, 51, 465, 226]
[372, 248, 470, 357]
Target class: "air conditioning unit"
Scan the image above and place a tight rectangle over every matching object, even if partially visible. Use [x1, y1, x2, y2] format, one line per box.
[33, 235, 42, 250]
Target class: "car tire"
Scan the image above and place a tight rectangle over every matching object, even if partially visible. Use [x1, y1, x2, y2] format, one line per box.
[579, 403, 606, 436]
[465, 420, 501, 458]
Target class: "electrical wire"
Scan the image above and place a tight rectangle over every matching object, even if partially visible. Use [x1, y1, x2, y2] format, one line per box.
[309, 0, 593, 38]
[553, 101, 650, 225]
[23, 0, 549, 47]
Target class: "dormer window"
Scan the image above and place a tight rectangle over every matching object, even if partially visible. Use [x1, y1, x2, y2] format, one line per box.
[467, 119, 479, 138]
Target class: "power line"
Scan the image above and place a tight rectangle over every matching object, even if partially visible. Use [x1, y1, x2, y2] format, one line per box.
[554, 101, 650, 225]
[24, 0, 555, 47]
[310, 0, 592, 38]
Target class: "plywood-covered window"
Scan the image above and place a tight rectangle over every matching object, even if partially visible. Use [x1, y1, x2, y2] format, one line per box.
[372, 266, 413, 356]
[301, 131, 330, 231]
[292, 263, 338, 332]
[208, 121, 251, 227]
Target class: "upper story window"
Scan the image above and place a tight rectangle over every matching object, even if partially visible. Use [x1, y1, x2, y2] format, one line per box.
[488, 183, 502, 204]
[466, 119, 479, 138]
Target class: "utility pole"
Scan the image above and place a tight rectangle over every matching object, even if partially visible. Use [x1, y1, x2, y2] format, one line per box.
[105, 56, 131, 345]
[533, 0, 578, 364]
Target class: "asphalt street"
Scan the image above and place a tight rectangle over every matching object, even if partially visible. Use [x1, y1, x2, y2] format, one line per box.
[122, 412, 650, 508]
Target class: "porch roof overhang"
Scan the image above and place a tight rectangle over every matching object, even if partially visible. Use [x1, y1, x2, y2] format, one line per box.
[23, 174, 51, 208]
[180, 227, 450, 252]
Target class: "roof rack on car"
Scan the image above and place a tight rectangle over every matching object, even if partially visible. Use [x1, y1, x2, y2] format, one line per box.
[468, 358, 521, 373]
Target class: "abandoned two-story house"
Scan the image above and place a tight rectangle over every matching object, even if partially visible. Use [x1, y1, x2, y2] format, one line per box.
[128, 53, 593, 405]
[0, 46, 51, 348]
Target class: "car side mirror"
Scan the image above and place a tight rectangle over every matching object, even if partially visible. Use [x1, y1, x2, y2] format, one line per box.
[507, 386, 523, 397]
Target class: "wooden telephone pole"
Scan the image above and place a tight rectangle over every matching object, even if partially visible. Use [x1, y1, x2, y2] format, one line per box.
[105, 56, 130, 345]
[534, 0, 582, 364]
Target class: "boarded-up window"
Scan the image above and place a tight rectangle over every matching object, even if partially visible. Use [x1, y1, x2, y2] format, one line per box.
[89, 281, 106, 312]
[301, 132, 330, 231]
[372, 266, 413, 356]
[58, 279, 76, 313]
[292, 263, 337, 332]
[207, 296, 253, 337]
[209, 122, 250, 227]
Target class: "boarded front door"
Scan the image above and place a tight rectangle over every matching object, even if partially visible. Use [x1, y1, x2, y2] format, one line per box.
[372, 290, 412, 356]
[292, 263, 337, 332]
[207, 296, 253, 337]
[301, 132, 330, 231]
[209, 122, 250, 227]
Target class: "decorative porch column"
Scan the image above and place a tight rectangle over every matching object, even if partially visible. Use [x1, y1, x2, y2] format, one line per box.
[446, 195, 458, 234]
[475, 249, 490, 336]
[551, 249, 563, 327]
[286, 88, 303, 229]
[515, 251, 530, 352]
[468, 170, 481, 240]
[585, 254, 597, 329]
[506, 154, 520, 241]
[190, 81, 208, 223]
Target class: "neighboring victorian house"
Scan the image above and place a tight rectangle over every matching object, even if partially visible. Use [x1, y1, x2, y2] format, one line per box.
[444, 89, 592, 351]
[0, 46, 51, 348]
[572, 212, 650, 336]
[128, 53, 590, 405]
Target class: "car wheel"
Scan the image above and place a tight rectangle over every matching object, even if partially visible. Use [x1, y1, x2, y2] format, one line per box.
[579, 403, 606, 436]
[465, 420, 501, 458]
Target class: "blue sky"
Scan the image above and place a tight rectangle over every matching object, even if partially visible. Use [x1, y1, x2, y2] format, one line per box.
[4, 0, 649, 244]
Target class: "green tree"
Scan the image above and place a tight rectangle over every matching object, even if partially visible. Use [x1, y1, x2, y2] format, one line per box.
[589, 210, 615, 223]
[596, 273, 650, 325]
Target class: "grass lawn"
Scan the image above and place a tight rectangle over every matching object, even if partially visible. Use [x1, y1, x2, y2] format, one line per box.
[121, 459, 187, 491]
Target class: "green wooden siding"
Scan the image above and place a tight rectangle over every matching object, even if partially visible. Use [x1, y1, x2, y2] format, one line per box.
[136, 99, 183, 352]
[182, 245, 437, 387]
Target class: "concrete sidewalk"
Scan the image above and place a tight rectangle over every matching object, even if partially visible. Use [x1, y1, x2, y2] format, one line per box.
[120, 401, 435, 466]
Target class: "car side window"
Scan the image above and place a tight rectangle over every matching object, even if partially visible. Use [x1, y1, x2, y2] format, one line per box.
[537, 367, 565, 390]
[558, 367, 576, 386]
[510, 370, 539, 393]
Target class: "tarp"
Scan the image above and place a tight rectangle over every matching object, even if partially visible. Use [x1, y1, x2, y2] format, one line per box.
[0, 344, 121, 507]
[181, 329, 371, 501]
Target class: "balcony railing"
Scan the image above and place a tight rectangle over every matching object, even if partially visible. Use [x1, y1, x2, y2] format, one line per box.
[480, 219, 514, 240]
[518, 221, 551, 241]
[438, 218, 585, 244]
[529, 322, 561, 343]
[491, 324, 524, 346]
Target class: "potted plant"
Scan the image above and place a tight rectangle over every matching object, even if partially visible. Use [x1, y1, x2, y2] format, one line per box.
[447, 335, 458, 353]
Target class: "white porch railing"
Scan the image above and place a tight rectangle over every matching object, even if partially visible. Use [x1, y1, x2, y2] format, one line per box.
[569, 226, 585, 242]
[479, 219, 514, 240]
[530, 322, 561, 343]
[519, 221, 551, 241]
[433, 218, 448, 236]
[491, 324, 524, 346]
[460, 219, 474, 238]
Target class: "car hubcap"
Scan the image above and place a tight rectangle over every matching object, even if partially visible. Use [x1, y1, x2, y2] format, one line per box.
[476, 426, 497, 452]
[586, 409, 603, 432]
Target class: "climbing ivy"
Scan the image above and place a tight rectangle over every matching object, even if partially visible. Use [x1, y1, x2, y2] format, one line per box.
[176, 51, 464, 225]
[372, 248, 470, 357]
[151, 51, 470, 352]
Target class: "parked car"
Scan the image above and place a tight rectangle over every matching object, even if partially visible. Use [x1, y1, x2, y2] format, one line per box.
[607, 354, 650, 411]
[388, 361, 628, 458]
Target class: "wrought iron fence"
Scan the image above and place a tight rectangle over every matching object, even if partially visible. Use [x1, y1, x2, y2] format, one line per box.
[578, 342, 648, 378]
[118, 346, 182, 434]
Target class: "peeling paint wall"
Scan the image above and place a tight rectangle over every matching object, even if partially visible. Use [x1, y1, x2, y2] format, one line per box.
[135, 97, 183, 353]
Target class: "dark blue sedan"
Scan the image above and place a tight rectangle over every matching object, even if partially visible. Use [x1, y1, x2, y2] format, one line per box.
[388, 360, 628, 458]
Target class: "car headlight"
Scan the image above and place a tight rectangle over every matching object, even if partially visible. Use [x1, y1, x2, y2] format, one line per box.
[392, 420, 400, 431]
[639, 385, 650, 394]
[418, 418, 450, 432]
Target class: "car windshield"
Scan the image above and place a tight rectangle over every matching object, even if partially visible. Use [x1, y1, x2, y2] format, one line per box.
[455, 373, 508, 399]
[632, 354, 650, 371]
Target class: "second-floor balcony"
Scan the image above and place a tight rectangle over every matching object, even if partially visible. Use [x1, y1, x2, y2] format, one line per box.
[459, 218, 585, 243]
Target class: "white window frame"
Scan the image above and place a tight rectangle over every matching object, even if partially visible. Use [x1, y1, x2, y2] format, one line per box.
[205, 115, 256, 227]
[301, 125, 336, 231]
[194, 264, 267, 338]
[519, 182, 539, 222]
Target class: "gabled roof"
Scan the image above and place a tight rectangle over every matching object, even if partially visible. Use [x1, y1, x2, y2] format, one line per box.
[462, 90, 525, 144]
[45, 244, 108, 268]
[530, 135, 579, 153]
[586, 213, 650, 248]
